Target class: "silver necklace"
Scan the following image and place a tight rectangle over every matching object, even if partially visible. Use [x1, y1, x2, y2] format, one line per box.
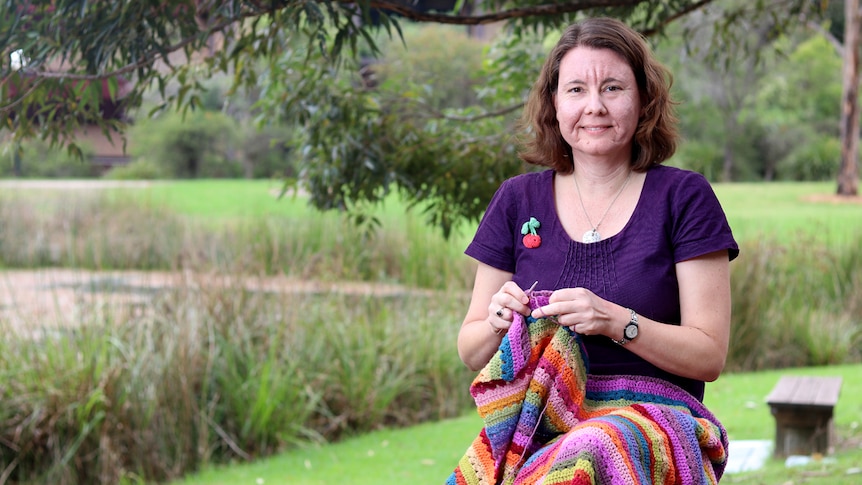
[573, 170, 632, 243]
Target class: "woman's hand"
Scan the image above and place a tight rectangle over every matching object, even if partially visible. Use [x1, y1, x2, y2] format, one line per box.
[458, 264, 529, 371]
[487, 281, 533, 334]
[531, 287, 624, 338]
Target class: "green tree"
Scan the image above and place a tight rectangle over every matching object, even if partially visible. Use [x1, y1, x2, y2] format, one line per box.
[660, 2, 794, 182]
[752, 34, 844, 180]
[129, 110, 243, 178]
[0, 0, 823, 235]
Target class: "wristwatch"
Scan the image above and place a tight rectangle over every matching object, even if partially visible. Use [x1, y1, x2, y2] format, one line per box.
[613, 308, 639, 345]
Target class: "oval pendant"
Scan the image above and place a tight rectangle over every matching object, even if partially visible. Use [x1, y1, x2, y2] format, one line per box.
[582, 229, 601, 243]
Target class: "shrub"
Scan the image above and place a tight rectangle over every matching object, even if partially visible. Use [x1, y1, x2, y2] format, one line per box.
[237, 126, 297, 179]
[0, 139, 100, 178]
[128, 110, 242, 178]
[776, 134, 841, 181]
[375, 24, 488, 110]
[726, 234, 862, 371]
[102, 157, 168, 180]
[668, 140, 723, 181]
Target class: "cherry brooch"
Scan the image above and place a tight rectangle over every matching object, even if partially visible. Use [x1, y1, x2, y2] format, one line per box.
[521, 217, 542, 248]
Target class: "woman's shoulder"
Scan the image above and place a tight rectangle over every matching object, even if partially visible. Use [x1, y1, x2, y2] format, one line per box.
[498, 169, 555, 197]
[483, 169, 556, 225]
[504, 169, 555, 186]
[646, 165, 716, 200]
[646, 166, 738, 261]
[648, 164, 711, 184]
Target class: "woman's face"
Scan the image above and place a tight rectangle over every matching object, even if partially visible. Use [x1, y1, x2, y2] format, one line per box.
[554, 46, 641, 163]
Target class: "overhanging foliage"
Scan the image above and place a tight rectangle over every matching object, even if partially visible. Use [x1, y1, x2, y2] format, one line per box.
[1, 0, 817, 235]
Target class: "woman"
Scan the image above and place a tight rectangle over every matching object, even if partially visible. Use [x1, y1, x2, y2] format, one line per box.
[448, 18, 738, 485]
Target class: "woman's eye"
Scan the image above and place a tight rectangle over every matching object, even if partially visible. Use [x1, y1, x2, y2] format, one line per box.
[605, 85, 621, 92]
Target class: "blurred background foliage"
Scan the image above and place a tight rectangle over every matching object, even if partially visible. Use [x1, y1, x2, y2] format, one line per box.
[3, 0, 855, 237]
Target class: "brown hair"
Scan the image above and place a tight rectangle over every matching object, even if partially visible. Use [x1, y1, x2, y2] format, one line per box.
[517, 17, 678, 173]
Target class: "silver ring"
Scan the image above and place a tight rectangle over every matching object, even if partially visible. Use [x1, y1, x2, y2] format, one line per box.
[495, 308, 504, 317]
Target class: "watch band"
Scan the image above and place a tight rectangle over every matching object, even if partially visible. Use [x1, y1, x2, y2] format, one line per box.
[613, 308, 639, 345]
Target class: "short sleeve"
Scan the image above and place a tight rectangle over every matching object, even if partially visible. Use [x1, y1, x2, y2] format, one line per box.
[465, 179, 518, 273]
[670, 172, 739, 263]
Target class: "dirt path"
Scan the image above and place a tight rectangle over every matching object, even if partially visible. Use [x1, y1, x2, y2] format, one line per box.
[0, 180, 155, 190]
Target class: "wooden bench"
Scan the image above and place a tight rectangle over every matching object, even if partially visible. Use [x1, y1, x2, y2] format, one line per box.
[766, 376, 843, 458]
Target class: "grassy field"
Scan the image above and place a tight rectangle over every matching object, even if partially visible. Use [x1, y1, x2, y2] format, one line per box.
[172, 364, 862, 485]
[714, 181, 861, 245]
[3, 178, 858, 246]
[108, 178, 862, 247]
[140, 179, 862, 246]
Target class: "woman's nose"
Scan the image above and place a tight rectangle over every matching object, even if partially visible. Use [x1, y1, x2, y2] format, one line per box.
[585, 93, 606, 115]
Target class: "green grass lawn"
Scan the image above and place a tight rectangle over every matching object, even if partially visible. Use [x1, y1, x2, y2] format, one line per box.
[150, 179, 859, 243]
[141, 180, 312, 219]
[714, 181, 862, 245]
[135, 179, 440, 226]
[146, 179, 860, 250]
[7, 178, 854, 245]
[173, 364, 862, 485]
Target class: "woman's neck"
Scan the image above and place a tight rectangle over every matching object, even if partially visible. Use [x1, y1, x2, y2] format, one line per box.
[571, 160, 632, 197]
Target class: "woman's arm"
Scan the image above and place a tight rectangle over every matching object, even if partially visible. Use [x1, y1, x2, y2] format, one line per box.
[629, 250, 731, 381]
[457, 263, 533, 371]
[532, 250, 732, 382]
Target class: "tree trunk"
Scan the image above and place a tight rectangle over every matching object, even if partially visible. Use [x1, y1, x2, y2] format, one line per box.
[838, 0, 860, 196]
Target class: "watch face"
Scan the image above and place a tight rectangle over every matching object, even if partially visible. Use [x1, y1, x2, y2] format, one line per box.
[624, 324, 638, 339]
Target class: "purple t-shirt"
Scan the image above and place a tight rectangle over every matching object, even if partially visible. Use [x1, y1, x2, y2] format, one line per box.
[465, 165, 739, 401]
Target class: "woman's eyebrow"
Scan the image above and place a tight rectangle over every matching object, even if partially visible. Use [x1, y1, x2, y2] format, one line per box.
[560, 76, 627, 86]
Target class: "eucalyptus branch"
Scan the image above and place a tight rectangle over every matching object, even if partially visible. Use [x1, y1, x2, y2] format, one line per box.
[455, 132, 516, 147]
[363, 0, 642, 25]
[428, 102, 525, 122]
[445, 103, 524, 121]
[13, 9, 256, 81]
[8, 0, 718, 84]
[382, 93, 524, 122]
[640, 0, 714, 37]
[0, 77, 45, 114]
[805, 19, 843, 56]
[365, 0, 716, 33]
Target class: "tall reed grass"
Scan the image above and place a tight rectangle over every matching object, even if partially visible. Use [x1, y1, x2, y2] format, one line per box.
[0, 276, 474, 484]
[0, 191, 475, 290]
[728, 234, 862, 370]
[0, 187, 860, 483]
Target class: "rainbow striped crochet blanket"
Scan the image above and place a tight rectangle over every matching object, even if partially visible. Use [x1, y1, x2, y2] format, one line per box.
[447, 291, 728, 485]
